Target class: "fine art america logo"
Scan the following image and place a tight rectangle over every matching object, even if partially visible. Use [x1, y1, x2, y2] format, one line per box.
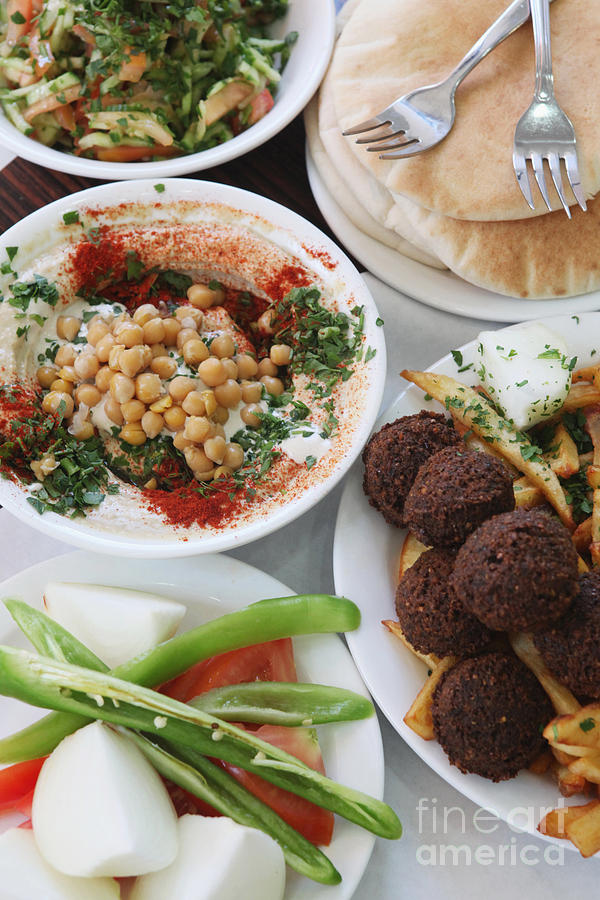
[415, 797, 565, 867]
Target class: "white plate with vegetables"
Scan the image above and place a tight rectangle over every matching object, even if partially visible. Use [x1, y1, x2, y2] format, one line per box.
[0, 0, 334, 178]
[333, 314, 600, 851]
[0, 550, 393, 898]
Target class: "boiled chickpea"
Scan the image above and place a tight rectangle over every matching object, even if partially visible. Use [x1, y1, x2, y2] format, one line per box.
[241, 403, 262, 428]
[210, 333, 235, 359]
[187, 283, 223, 309]
[119, 423, 146, 446]
[95, 333, 116, 363]
[115, 322, 144, 348]
[150, 343, 169, 359]
[144, 477, 158, 490]
[50, 378, 73, 395]
[56, 315, 81, 342]
[143, 317, 166, 344]
[173, 431, 194, 452]
[213, 406, 229, 425]
[95, 366, 113, 393]
[260, 375, 284, 397]
[199, 390, 217, 417]
[149, 395, 172, 414]
[270, 344, 292, 366]
[163, 405, 186, 431]
[257, 309, 276, 335]
[104, 398, 124, 426]
[235, 354, 258, 379]
[183, 415, 211, 443]
[121, 399, 146, 423]
[181, 391, 206, 416]
[257, 357, 278, 377]
[151, 356, 177, 379]
[37, 365, 58, 388]
[75, 384, 101, 408]
[197, 357, 226, 387]
[119, 346, 148, 379]
[221, 358, 238, 380]
[42, 391, 74, 419]
[74, 352, 100, 380]
[108, 344, 125, 371]
[162, 318, 181, 346]
[195, 468, 215, 482]
[54, 344, 76, 367]
[184, 445, 213, 472]
[176, 327, 199, 350]
[214, 379, 242, 409]
[112, 312, 131, 330]
[214, 423, 226, 439]
[69, 419, 94, 441]
[176, 306, 203, 327]
[136, 373, 162, 404]
[241, 381, 263, 404]
[109, 373, 135, 403]
[204, 435, 226, 464]
[183, 339, 209, 367]
[133, 303, 158, 326]
[223, 442, 244, 470]
[141, 410, 163, 439]
[169, 376, 196, 402]
[213, 465, 233, 480]
[58, 365, 78, 384]
[86, 320, 109, 346]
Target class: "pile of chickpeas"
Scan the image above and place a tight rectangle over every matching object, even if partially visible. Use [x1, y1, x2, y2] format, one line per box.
[36, 282, 293, 484]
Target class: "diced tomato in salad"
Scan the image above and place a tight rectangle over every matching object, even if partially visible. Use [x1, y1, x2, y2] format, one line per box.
[248, 88, 275, 126]
[161, 638, 334, 846]
[0, 757, 46, 816]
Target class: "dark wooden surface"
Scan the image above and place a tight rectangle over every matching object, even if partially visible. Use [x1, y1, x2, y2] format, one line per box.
[0, 114, 362, 271]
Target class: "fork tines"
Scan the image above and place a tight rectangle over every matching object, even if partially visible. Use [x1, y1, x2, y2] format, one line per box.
[512, 150, 587, 218]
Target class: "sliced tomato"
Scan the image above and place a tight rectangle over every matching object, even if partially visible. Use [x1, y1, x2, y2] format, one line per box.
[93, 145, 181, 162]
[166, 782, 221, 819]
[221, 725, 334, 846]
[6, 0, 33, 46]
[118, 48, 147, 83]
[0, 757, 46, 814]
[248, 88, 274, 125]
[161, 638, 297, 703]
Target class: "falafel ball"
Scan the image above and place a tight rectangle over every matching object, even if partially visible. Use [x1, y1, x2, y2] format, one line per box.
[395, 548, 493, 657]
[432, 652, 552, 781]
[362, 411, 461, 527]
[451, 509, 579, 632]
[403, 446, 515, 550]
[533, 570, 600, 698]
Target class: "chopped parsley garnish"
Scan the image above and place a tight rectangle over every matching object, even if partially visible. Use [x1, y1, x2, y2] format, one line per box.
[62, 211, 80, 225]
[305, 455, 316, 470]
[562, 467, 593, 523]
[450, 349, 463, 367]
[126, 250, 145, 282]
[4, 275, 59, 312]
[580, 718, 596, 733]
[6, 247, 18, 262]
[375, 317, 384, 327]
[154, 184, 166, 193]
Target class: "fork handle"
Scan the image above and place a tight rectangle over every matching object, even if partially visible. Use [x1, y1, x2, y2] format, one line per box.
[530, 0, 554, 100]
[447, 0, 554, 91]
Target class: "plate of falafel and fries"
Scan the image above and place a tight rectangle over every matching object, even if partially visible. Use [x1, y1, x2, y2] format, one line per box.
[334, 313, 600, 858]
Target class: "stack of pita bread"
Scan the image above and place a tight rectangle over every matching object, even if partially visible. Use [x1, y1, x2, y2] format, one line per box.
[306, 0, 600, 300]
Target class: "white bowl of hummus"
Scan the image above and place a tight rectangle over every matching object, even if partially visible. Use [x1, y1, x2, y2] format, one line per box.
[0, 179, 385, 557]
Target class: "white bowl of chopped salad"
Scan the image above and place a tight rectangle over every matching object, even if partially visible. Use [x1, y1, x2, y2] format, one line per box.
[0, 178, 385, 556]
[0, 0, 334, 178]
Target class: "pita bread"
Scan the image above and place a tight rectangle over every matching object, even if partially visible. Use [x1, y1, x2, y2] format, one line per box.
[332, 0, 600, 221]
[392, 189, 600, 298]
[309, 68, 445, 267]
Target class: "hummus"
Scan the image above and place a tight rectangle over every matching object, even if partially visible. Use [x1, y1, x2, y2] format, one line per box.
[0, 194, 378, 549]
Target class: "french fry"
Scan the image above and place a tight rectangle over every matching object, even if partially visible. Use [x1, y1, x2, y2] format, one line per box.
[550, 759, 589, 797]
[545, 423, 580, 478]
[573, 365, 600, 384]
[543, 704, 600, 749]
[539, 800, 600, 838]
[563, 383, 600, 411]
[573, 516, 592, 553]
[528, 750, 553, 774]
[398, 532, 429, 580]
[551, 742, 600, 759]
[512, 476, 545, 509]
[382, 619, 440, 670]
[566, 801, 600, 856]
[509, 632, 581, 715]
[579, 555, 591, 573]
[569, 755, 600, 785]
[403, 656, 457, 741]
[583, 407, 600, 565]
[401, 370, 575, 530]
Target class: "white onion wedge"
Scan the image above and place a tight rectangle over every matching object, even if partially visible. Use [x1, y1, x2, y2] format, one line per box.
[43, 582, 186, 668]
[130, 814, 286, 900]
[0, 828, 120, 899]
[32, 722, 178, 877]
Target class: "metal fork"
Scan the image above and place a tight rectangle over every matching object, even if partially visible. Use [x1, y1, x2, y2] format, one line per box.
[512, 0, 586, 217]
[343, 0, 550, 159]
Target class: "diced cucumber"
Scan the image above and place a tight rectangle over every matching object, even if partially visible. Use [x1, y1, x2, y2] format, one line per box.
[25, 72, 80, 108]
[2, 101, 33, 136]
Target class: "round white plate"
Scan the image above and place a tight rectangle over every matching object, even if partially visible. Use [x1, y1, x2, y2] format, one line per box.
[0, 551, 384, 897]
[306, 146, 600, 324]
[0, 1, 334, 180]
[333, 314, 600, 851]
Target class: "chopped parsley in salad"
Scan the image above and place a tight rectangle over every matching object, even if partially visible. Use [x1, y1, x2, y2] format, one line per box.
[0, 0, 296, 160]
